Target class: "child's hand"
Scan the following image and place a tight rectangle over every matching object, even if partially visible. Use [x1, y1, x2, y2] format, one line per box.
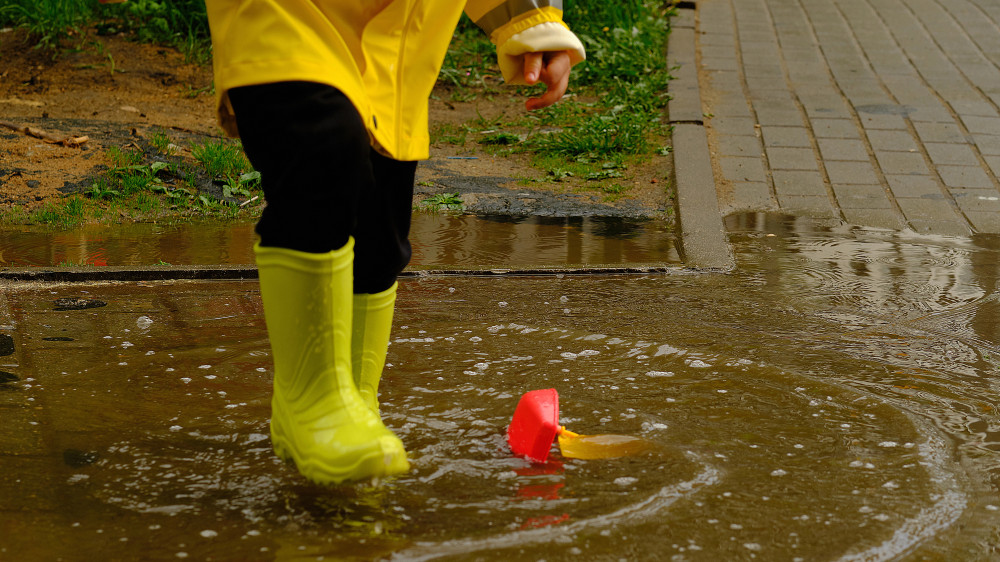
[523, 50, 572, 111]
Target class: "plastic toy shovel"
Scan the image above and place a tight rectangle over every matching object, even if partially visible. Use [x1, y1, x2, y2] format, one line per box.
[507, 389, 654, 462]
[507, 389, 561, 463]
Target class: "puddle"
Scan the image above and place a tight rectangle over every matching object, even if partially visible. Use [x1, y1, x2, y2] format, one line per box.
[0, 214, 678, 269]
[2, 213, 1000, 558]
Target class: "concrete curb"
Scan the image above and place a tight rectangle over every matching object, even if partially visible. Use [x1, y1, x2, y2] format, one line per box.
[668, 3, 735, 272]
[0, 265, 259, 283]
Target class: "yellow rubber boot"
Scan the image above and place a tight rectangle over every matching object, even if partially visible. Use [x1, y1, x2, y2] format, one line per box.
[351, 283, 397, 414]
[255, 240, 409, 484]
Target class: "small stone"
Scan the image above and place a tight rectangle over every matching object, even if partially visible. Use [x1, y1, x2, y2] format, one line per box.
[0, 334, 13, 356]
[63, 449, 100, 467]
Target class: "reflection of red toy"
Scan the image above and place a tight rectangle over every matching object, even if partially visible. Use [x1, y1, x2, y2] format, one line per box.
[514, 461, 563, 477]
[507, 388, 560, 463]
[516, 482, 564, 501]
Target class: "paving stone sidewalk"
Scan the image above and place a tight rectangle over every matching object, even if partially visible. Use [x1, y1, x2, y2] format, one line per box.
[679, 0, 1000, 236]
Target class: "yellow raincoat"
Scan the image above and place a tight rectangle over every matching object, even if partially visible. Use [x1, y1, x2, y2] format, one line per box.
[205, 0, 585, 161]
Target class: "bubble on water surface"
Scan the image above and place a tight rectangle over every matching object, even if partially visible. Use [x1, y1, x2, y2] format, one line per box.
[199, 530, 217, 538]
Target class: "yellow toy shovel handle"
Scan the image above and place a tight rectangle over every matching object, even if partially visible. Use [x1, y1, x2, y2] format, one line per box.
[557, 426, 654, 460]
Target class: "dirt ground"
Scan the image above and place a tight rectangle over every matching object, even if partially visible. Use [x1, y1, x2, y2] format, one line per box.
[0, 30, 672, 219]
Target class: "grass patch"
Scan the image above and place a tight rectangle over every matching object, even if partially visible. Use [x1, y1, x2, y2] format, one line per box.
[3, 133, 264, 227]
[436, 0, 675, 190]
[420, 192, 464, 212]
[190, 139, 253, 181]
[524, 0, 674, 170]
[439, 20, 501, 101]
[1, 0, 212, 62]
[430, 122, 469, 146]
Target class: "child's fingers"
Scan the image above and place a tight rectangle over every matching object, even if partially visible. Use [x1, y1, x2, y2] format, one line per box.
[526, 51, 571, 111]
[524, 52, 544, 84]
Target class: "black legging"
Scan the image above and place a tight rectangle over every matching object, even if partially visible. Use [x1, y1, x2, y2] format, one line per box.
[228, 81, 416, 294]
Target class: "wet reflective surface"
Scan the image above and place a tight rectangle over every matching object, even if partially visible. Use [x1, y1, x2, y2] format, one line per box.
[4, 213, 1000, 559]
[0, 214, 678, 269]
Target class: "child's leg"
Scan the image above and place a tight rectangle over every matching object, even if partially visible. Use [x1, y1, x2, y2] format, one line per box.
[229, 81, 368, 253]
[353, 152, 417, 295]
[350, 152, 417, 413]
[229, 82, 409, 484]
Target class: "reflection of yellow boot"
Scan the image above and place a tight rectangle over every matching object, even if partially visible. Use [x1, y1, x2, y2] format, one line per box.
[255, 239, 409, 485]
[352, 283, 397, 414]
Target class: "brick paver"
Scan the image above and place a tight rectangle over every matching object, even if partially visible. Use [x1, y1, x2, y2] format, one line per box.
[691, 0, 1000, 234]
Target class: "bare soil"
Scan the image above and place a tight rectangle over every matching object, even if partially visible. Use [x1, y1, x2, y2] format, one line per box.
[0, 30, 672, 219]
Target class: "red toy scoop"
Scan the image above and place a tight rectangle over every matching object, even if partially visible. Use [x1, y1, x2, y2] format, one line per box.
[507, 388, 560, 463]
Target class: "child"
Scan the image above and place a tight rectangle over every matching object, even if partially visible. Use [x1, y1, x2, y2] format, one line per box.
[204, 0, 586, 485]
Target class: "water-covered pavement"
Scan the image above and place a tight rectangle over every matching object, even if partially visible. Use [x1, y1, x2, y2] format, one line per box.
[4, 214, 1000, 559]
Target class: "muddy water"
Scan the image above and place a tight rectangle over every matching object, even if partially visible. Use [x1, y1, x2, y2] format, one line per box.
[2, 213, 1000, 559]
[0, 214, 678, 268]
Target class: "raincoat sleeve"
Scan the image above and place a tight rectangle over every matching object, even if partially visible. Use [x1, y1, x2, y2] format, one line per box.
[464, 0, 586, 85]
